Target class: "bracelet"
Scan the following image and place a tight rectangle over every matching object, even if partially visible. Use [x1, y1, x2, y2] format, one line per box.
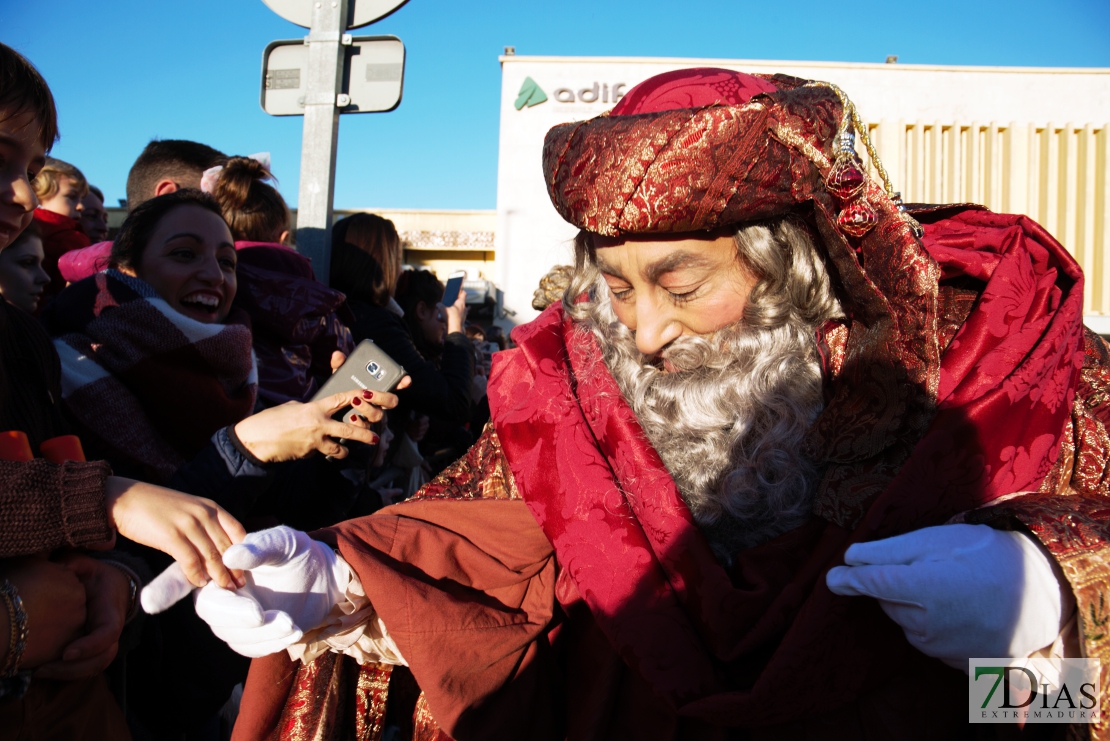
[100, 561, 140, 623]
[0, 580, 27, 678]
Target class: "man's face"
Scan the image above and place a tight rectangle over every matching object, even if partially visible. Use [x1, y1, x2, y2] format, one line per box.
[0, 109, 47, 251]
[593, 231, 757, 362]
[80, 191, 109, 242]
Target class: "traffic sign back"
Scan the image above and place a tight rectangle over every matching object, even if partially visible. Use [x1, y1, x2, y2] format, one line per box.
[261, 36, 405, 116]
[261, 0, 409, 29]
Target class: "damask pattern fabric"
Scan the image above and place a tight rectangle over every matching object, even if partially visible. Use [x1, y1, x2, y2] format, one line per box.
[967, 328, 1110, 738]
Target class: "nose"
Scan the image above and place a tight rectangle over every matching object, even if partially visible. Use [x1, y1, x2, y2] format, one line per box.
[633, 297, 683, 356]
[197, 254, 225, 285]
[34, 266, 50, 286]
[7, 174, 37, 215]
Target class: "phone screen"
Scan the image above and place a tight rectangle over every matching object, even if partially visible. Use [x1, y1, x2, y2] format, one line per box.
[442, 274, 464, 306]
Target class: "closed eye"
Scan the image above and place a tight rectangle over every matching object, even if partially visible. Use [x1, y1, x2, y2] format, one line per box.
[667, 285, 702, 305]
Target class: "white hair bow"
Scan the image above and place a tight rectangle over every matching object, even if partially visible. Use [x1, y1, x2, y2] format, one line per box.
[200, 152, 272, 194]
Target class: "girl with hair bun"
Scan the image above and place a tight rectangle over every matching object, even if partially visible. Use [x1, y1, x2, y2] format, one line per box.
[209, 155, 290, 245]
[204, 155, 355, 407]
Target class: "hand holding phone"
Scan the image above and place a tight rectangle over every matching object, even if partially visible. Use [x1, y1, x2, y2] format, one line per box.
[232, 389, 389, 464]
[313, 340, 406, 403]
[441, 270, 466, 307]
[442, 271, 468, 334]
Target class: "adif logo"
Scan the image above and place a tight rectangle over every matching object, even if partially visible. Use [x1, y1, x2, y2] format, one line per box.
[514, 77, 547, 109]
[552, 82, 626, 105]
[970, 658, 1101, 724]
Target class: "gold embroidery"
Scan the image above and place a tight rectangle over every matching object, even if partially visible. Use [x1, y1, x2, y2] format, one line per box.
[768, 121, 830, 169]
[354, 663, 392, 741]
[408, 423, 520, 502]
[412, 691, 446, 741]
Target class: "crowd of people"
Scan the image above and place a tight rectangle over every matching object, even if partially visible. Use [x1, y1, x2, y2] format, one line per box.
[4, 36, 1110, 741]
[0, 43, 490, 740]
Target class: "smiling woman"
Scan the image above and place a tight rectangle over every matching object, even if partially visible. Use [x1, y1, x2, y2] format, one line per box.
[108, 190, 237, 323]
[44, 189, 393, 485]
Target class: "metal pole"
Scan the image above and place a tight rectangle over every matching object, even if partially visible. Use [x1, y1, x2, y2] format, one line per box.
[295, 0, 349, 284]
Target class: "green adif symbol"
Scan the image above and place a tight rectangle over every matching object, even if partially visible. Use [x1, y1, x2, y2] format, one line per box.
[514, 77, 548, 110]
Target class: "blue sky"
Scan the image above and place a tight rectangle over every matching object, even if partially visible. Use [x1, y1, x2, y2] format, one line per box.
[4, 0, 1108, 210]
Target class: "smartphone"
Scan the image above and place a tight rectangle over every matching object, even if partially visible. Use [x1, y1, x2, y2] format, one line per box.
[312, 340, 406, 404]
[441, 270, 467, 307]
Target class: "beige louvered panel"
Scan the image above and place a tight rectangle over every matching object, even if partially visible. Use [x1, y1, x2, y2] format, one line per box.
[863, 119, 1110, 314]
[944, 124, 959, 203]
[928, 122, 941, 203]
[1097, 126, 1110, 314]
[1078, 125, 1097, 310]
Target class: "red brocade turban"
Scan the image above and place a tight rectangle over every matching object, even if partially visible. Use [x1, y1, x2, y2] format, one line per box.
[542, 67, 918, 241]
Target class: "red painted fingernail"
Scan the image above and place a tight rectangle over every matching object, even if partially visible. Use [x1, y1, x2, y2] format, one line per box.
[370, 434, 379, 444]
[351, 396, 362, 406]
[362, 390, 374, 400]
[350, 414, 360, 422]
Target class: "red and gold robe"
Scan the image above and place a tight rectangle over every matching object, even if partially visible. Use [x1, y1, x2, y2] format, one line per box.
[232, 206, 1110, 741]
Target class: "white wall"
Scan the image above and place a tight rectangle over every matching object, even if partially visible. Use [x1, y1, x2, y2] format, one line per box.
[494, 56, 1110, 328]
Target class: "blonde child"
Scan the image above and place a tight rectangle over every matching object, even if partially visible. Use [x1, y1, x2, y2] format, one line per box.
[30, 157, 91, 303]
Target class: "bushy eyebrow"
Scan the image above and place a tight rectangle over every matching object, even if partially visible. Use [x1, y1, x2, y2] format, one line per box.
[595, 250, 713, 283]
[644, 251, 713, 282]
[593, 254, 625, 280]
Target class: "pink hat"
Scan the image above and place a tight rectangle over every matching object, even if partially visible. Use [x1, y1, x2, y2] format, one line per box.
[58, 241, 112, 284]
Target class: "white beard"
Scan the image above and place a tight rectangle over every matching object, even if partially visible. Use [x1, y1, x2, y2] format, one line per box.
[576, 281, 826, 565]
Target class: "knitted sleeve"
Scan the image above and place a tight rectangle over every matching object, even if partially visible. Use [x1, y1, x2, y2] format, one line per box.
[0, 459, 113, 557]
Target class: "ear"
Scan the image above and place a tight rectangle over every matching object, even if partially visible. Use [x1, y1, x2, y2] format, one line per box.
[278, 230, 290, 246]
[415, 301, 433, 320]
[152, 179, 179, 198]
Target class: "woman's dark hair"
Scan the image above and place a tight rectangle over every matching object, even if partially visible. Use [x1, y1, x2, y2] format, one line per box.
[330, 213, 402, 307]
[0, 43, 58, 150]
[110, 189, 224, 271]
[212, 156, 290, 243]
[395, 268, 445, 342]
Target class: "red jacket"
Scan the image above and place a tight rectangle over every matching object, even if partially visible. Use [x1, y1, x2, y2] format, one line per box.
[34, 208, 90, 304]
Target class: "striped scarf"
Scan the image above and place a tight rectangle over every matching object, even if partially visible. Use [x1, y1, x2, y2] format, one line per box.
[47, 270, 257, 482]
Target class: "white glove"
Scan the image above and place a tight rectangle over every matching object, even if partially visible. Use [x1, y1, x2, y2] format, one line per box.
[826, 524, 1068, 670]
[141, 526, 349, 658]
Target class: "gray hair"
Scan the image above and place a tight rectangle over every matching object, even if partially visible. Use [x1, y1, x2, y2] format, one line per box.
[564, 219, 842, 563]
